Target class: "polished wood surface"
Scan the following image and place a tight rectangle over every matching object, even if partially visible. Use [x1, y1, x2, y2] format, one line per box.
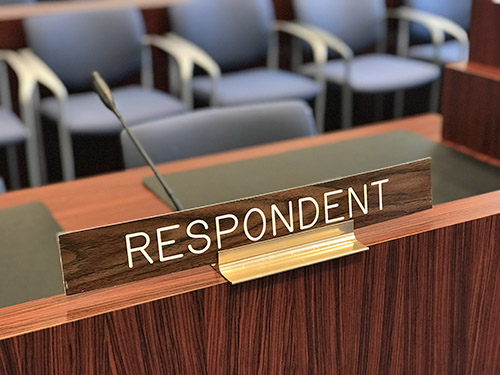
[1, 114, 500, 373]
[1, 215, 499, 374]
[441, 62, 500, 160]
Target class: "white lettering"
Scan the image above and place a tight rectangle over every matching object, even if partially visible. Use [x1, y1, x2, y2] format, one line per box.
[215, 214, 239, 249]
[244, 208, 267, 241]
[348, 185, 368, 218]
[298, 197, 319, 230]
[187, 220, 211, 254]
[271, 202, 294, 236]
[125, 232, 153, 269]
[371, 179, 389, 210]
[324, 189, 345, 224]
[157, 225, 183, 262]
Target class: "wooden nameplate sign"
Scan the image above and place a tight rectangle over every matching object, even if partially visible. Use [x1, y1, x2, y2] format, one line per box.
[58, 159, 432, 295]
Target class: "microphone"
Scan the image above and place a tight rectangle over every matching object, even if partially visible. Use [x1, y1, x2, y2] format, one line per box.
[91, 71, 184, 211]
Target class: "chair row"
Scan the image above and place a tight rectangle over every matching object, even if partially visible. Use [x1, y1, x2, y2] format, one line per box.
[0, 0, 470, 188]
[162, 0, 469, 129]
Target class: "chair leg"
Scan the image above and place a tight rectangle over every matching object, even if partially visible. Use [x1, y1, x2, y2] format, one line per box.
[290, 37, 303, 72]
[0, 176, 5, 193]
[341, 84, 353, 129]
[181, 79, 194, 110]
[168, 55, 181, 97]
[393, 90, 405, 118]
[22, 98, 43, 187]
[429, 78, 441, 113]
[34, 112, 48, 185]
[314, 84, 327, 133]
[374, 94, 384, 122]
[141, 45, 154, 90]
[24, 135, 42, 188]
[57, 122, 75, 181]
[6, 145, 20, 190]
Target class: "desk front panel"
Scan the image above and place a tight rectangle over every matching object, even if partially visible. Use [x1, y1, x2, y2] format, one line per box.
[1, 214, 499, 374]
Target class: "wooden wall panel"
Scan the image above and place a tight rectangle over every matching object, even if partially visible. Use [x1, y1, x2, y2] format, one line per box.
[469, 0, 500, 67]
[1, 214, 499, 374]
[272, 0, 293, 19]
[440, 0, 500, 160]
[441, 63, 500, 160]
[0, 20, 24, 49]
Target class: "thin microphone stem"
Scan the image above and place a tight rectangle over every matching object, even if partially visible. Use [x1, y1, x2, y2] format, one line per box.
[114, 109, 184, 211]
[91, 71, 184, 211]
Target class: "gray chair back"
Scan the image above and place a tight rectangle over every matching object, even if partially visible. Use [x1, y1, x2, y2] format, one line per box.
[0, 177, 5, 193]
[293, 0, 386, 53]
[121, 101, 317, 168]
[168, 0, 274, 71]
[23, 8, 145, 92]
[406, 0, 472, 42]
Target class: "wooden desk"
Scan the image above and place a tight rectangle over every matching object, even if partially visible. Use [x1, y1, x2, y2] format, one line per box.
[1, 114, 500, 374]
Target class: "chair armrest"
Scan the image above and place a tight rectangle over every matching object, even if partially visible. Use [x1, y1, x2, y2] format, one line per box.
[142, 34, 194, 87]
[289, 22, 354, 61]
[143, 33, 221, 107]
[0, 49, 38, 111]
[388, 6, 469, 62]
[17, 48, 68, 102]
[272, 20, 328, 69]
[276, 22, 354, 83]
[164, 33, 221, 79]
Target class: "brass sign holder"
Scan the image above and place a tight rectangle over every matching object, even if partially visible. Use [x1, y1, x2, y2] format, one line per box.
[217, 220, 368, 284]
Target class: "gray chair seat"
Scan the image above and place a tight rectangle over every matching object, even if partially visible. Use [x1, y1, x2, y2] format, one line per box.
[409, 40, 469, 64]
[121, 100, 317, 168]
[301, 53, 440, 93]
[40, 85, 185, 136]
[192, 67, 322, 106]
[0, 108, 27, 146]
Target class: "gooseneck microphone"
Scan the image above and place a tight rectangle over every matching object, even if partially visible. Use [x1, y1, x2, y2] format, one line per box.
[91, 71, 184, 211]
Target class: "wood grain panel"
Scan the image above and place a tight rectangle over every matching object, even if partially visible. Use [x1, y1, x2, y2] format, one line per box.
[385, 0, 403, 7]
[59, 160, 431, 295]
[273, 0, 293, 19]
[441, 62, 500, 159]
[469, 0, 500, 67]
[1, 214, 499, 374]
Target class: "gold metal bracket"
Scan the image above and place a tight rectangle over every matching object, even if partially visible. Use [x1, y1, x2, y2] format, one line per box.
[217, 220, 368, 284]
